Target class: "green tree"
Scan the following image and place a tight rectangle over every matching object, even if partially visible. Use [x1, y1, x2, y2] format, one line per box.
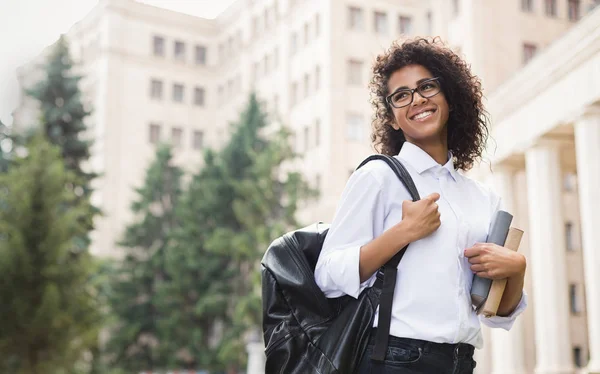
[0, 119, 13, 173]
[106, 144, 183, 372]
[26, 35, 98, 250]
[0, 134, 102, 374]
[164, 93, 316, 371]
[158, 149, 237, 371]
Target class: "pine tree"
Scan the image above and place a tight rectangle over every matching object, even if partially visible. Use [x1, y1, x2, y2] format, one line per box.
[106, 144, 183, 372]
[0, 134, 102, 374]
[158, 149, 238, 372]
[164, 93, 316, 371]
[26, 35, 97, 250]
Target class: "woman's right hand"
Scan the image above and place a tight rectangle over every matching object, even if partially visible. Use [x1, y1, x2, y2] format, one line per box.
[400, 193, 441, 242]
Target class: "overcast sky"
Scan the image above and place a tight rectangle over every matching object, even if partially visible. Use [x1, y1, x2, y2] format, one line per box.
[0, 0, 237, 125]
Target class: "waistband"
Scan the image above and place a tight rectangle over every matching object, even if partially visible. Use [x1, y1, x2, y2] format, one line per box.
[369, 329, 475, 358]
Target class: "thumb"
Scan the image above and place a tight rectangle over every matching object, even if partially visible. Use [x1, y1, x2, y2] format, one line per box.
[425, 193, 440, 202]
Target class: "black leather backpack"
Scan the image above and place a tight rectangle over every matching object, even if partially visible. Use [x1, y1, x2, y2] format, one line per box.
[261, 155, 420, 374]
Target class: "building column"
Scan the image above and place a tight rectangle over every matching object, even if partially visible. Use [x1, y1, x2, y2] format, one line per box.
[490, 166, 528, 374]
[475, 325, 493, 374]
[574, 106, 600, 374]
[525, 141, 574, 374]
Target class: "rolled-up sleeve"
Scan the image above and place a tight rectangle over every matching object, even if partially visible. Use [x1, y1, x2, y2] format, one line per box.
[479, 291, 528, 330]
[314, 168, 387, 299]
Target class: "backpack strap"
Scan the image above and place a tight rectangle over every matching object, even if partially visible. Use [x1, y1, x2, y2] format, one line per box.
[356, 154, 420, 364]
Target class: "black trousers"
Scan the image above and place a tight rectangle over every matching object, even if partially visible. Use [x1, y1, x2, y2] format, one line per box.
[357, 330, 477, 374]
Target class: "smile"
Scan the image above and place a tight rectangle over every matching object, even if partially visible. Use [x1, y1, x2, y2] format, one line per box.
[410, 109, 436, 121]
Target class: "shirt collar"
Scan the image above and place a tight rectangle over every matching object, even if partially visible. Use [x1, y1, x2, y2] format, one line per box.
[397, 142, 459, 182]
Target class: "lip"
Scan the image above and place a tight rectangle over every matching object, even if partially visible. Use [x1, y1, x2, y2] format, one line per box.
[408, 107, 437, 121]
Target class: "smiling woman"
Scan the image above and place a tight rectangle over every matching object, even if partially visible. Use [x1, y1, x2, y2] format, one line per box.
[370, 37, 489, 171]
[314, 37, 528, 374]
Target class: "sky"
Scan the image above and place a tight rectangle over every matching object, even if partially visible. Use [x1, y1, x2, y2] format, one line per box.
[0, 0, 238, 125]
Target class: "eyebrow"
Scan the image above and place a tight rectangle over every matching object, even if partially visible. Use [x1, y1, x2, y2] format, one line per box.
[390, 77, 434, 93]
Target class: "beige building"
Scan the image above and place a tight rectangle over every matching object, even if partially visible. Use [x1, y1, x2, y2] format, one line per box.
[13, 0, 600, 373]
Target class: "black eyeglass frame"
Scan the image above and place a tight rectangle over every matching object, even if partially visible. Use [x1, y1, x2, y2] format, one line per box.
[385, 77, 442, 109]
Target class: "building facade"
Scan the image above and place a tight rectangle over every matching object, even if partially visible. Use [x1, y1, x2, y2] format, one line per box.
[12, 0, 600, 372]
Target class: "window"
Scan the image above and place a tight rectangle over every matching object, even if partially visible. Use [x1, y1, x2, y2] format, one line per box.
[194, 87, 205, 106]
[426, 11, 433, 35]
[315, 174, 321, 190]
[173, 84, 184, 102]
[573, 347, 583, 368]
[564, 172, 576, 191]
[374, 11, 388, 35]
[304, 22, 310, 45]
[149, 123, 161, 144]
[195, 45, 207, 65]
[174, 41, 185, 61]
[153, 36, 165, 56]
[522, 0, 534, 12]
[315, 119, 320, 147]
[398, 16, 413, 34]
[263, 55, 269, 75]
[315, 65, 321, 90]
[304, 73, 310, 98]
[346, 113, 364, 141]
[193, 130, 204, 150]
[252, 16, 259, 37]
[315, 13, 321, 37]
[150, 79, 163, 99]
[545, 0, 557, 16]
[304, 126, 310, 151]
[453, 0, 460, 16]
[291, 82, 298, 106]
[348, 7, 364, 30]
[218, 85, 224, 104]
[171, 127, 183, 148]
[227, 36, 234, 57]
[291, 33, 298, 55]
[348, 60, 363, 85]
[264, 8, 270, 30]
[227, 79, 234, 96]
[569, 284, 581, 314]
[565, 222, 575, 251]
[273, 94, 279, 114]
[253, 62, 260, 82]
[218, 44, 224, 62]
[274, 47, 279, 68]
[568, 0, 580, 21]
[523, 43, 537, 64]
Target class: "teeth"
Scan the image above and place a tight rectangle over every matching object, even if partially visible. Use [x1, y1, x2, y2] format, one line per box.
[413, 110, 433, 120]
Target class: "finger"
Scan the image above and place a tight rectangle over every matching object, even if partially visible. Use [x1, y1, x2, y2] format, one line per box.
[470, 264, 486, 273]
[464, 247, 482, 258]
[426, 193, 440, 202]
[474, 271, 492, 279]
[468, 256, 482, 264]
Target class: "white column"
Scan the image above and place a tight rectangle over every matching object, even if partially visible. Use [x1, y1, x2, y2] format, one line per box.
[475, 325, 493, 374]
[490, 166, 527, 374]
[246, 341, 265, 374]
[574, 106, 600, 374]
[525, 141, 574, 374]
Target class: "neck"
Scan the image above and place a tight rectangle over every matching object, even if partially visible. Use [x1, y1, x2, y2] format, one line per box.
[417, 142, 448, 165]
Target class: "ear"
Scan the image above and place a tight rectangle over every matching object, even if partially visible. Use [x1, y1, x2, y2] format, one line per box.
[390, 118, 402, 131]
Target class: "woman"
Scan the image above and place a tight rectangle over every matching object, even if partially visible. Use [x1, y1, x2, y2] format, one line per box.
[314, 38, 528, 374]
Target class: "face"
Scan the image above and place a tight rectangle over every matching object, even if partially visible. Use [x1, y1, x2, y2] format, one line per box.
[386, 64, 450, 147]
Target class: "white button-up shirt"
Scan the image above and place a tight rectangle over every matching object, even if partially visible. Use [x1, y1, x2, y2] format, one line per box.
[314, 142, 527, 348]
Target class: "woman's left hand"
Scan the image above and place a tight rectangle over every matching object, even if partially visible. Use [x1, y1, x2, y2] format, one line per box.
[464, 243, 526, 280]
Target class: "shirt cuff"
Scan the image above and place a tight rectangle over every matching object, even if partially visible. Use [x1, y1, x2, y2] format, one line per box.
[479, 290, 528, 330]
[315, 245, 374, 299]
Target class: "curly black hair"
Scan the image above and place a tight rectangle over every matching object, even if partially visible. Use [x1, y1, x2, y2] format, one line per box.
[369, 37, 490, 171]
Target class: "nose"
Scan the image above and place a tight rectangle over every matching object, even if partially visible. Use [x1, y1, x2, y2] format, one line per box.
[412, 91, 427, 106]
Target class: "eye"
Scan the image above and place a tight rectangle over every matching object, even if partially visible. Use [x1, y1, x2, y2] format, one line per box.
[420, 83, 435, 91]
[392, 91, 410, 101]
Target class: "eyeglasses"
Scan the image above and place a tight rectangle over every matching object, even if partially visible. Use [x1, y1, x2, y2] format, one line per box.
[386, 77, 442, 109]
